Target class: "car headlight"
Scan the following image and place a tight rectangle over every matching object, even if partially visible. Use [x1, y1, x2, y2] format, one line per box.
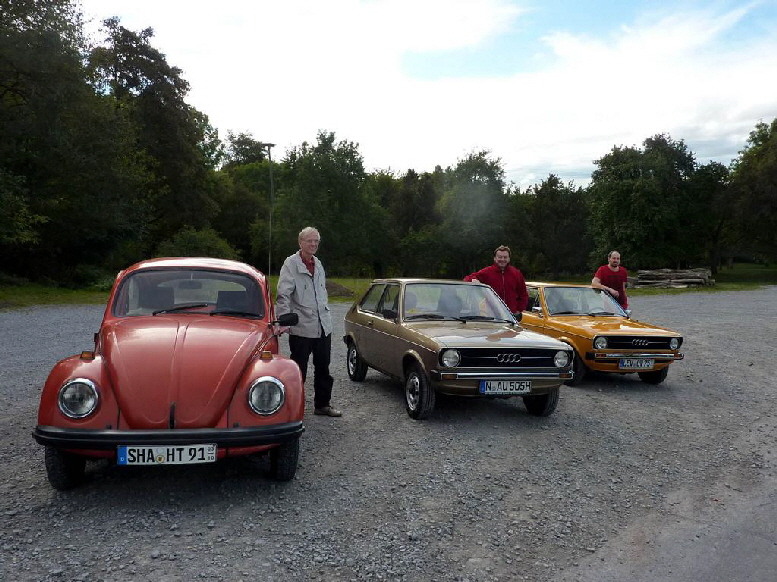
[593, 336, 608, 350]
[248, 377, 285, 415]
[669, 338, 680, 350]
[440, 349, 461, 368]
[554, 350, 570, 368]
[58, 379, 99, 419]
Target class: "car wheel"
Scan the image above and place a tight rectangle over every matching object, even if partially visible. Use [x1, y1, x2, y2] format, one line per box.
[638, 367, 669, 384]
[346, 341, 368, 382]
[404, 362, 435, 420]
[45, 446, 86, 491]
[269, 438, 299, 481]
[565, 352, 588, 386]
[522, 386, 560, 417]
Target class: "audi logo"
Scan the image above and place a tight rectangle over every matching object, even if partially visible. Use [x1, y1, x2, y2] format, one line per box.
[496, 353, 521, 363]
[632, 339, 649, 347]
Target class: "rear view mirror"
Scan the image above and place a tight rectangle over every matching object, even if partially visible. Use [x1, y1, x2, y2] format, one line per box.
[381, 309, 398, 320]
[178, 280, 202, 289]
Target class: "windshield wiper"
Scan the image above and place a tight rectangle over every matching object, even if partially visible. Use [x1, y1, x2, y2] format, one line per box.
[153, 303, 209, 315]
[405, 313, 444, 320]
[550, 311, 578, 315]
[587, 310, 616, 316]
[458, 315, 496, 321]
[210, 309, 262, 319]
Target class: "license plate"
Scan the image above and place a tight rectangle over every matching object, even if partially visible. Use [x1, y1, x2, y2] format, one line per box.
[117, 444, 217, 466]
[619, 358, 654, 370]
[479, 380, 531, 395]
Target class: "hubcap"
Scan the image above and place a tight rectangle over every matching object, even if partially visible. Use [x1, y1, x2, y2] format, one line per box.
[348, 346, 356, 374]
[406, 374, 419, 409]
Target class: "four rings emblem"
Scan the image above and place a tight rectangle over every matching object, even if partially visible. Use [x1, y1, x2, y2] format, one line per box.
[496, 353, 521, 363]
[632, 339, 649, 347]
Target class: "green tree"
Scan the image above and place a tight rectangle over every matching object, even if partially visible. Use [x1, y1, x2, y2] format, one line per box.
[156, 226, 239, 259]
[223, 131, 268, 169]
[730, 119, 777, 262]
[588, 134, 696, 269]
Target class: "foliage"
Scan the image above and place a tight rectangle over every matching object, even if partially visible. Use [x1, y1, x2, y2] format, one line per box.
[155, 226, 239, 260]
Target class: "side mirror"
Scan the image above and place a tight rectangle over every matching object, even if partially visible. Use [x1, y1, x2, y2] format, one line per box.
[512, 311, 523, 322]
[531, 306, 543, 315]
[624, 309, 632, 318]
[275, 312, 299, 327]
[381, 308, 398, 320]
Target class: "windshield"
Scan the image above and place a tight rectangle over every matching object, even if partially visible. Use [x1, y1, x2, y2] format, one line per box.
[112, 268, 264, 318]
[403, 282, 515, 321]
[543, 286, 626, 316]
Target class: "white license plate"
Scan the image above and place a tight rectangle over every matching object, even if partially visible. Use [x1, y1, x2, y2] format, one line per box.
[479, 380, 532, 395]
[619, 358, 654, 370]
[117, 444, 217, 466]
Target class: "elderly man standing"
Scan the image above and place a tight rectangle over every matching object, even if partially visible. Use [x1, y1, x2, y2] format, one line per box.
[276, 226, 342, 417]
[464, 245, 529, 313]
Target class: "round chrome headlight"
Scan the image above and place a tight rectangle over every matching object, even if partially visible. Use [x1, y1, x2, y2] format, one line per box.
[440, 349, 461, 368]
[593, 336, 608, 350]
[669, 338, 680, 350]
[58, 379, 99, 419]
[554, 350, 571, 368]
[248, 377, 285, 415]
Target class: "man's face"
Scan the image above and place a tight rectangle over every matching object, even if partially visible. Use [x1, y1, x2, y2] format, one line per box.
[494, 250, 510, 270]
[608, 252, 621, 268]
[299, 231, 321, 257]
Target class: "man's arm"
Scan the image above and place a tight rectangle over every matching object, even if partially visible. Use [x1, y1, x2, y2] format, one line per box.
[591, 274, 619, 299]
[275, 261, 295, 317]
[464, 266, 487, 283]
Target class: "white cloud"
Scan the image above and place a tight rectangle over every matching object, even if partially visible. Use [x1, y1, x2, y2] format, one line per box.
[80, 1, 777, 187]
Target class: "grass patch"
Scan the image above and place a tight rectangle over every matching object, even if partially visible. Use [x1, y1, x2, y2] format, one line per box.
[0, 284, 108, 309]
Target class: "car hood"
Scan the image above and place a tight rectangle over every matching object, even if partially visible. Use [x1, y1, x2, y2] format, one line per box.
[102, 316, 266, 429]
[542, 315, 679, 338]
[406, 321, 568, 349]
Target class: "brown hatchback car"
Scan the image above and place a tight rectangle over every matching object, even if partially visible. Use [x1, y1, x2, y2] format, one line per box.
[343, 279, 574, 419]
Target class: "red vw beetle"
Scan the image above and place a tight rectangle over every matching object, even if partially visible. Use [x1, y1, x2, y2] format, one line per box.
[33, 258, 303, 490]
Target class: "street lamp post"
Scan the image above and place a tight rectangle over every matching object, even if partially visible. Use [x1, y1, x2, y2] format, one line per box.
[259, 142, 275, 277]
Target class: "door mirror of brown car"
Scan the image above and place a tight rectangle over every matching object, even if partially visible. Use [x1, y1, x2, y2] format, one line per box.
[512, 311, 523, 322]
[381, 308, 398, 320]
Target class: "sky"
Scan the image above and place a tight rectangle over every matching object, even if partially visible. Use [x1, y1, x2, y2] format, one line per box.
[79, 0, 777, 188]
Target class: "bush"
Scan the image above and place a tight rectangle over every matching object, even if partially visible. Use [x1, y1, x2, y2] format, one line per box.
[155, 227, 240, 260]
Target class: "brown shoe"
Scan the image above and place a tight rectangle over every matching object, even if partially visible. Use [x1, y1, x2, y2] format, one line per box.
[314, 406, 342, 417]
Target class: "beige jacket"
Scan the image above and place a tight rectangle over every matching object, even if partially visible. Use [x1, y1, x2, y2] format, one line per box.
[275, 252, 333, 338]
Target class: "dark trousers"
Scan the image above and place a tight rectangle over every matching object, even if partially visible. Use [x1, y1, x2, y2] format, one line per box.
[288, 331, 333, 409]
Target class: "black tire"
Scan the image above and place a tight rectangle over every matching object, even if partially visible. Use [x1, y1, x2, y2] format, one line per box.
[638, 367, 669, 384]
[404, 362, 435, 420]
[269, 438, 299, 481]
[346, 341, 368, 382]
[45, 446, 86, 491]
[523, 386, 560, 417]
[565, 352, 588, 386]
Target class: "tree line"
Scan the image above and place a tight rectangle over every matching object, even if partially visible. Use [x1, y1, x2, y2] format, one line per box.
[2, 1, 775, 286]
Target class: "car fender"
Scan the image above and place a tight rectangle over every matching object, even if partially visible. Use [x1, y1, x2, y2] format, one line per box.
[401, 349, 428, 380]
[223, 355, 305, 426]
[37, 354, 120, 429]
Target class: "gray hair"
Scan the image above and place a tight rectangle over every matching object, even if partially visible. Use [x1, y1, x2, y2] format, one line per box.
[298, 226, 320, 242]
[608, 250, 620, 259]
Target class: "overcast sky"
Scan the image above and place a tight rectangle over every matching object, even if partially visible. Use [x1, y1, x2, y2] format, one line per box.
[79, 0, 777, 187]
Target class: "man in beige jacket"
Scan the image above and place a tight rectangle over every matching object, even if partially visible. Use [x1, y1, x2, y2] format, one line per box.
[276, 226, 341, 417]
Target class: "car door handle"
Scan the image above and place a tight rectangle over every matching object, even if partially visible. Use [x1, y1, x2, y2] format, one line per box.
[367, 321, 374, 326]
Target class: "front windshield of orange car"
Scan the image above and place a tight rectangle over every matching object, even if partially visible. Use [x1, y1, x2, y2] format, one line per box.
[544, 286, 625, 316]
[112, 268, 264, 317]
[404, 282, 514, 321]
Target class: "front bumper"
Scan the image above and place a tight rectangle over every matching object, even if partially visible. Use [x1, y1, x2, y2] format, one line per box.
[586, 351, 684, 362]
[33, 421, 304, 451]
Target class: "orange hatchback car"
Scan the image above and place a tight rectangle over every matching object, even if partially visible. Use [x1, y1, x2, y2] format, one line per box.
[521, 283, 684, 385]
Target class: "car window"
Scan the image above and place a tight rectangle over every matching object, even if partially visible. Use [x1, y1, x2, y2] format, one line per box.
[405, 283, 513, 320]
[544, 287, 624, 316]
[526, 287, 540, 311]
[114, 269, 263, 317]
[376, 284, 400, 315]
[360, 284, 386, 313]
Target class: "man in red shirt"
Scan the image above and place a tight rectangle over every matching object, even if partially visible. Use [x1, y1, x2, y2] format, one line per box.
[592, 250, 628, 309]
[464, 245, 528, 313]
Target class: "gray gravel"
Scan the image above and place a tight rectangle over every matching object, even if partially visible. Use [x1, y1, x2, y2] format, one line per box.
[1, 288, 776, 581]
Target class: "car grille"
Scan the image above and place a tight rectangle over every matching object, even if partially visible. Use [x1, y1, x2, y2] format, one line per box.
[457, 348, 560, 368]
[601, 336, 681, 350]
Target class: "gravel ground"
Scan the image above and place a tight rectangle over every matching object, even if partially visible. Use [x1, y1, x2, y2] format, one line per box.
[1, 288, 776, 582]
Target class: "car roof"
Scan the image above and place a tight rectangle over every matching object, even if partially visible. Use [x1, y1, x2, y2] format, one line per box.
[369, 278, 485, 285]
[526, 281, 593, 289]
[120, 257, 266, 281]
